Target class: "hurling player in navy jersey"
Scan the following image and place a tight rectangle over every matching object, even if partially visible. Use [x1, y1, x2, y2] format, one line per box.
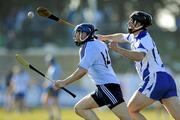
[54, 23, 132, 120]
[98, 11, 180, 120]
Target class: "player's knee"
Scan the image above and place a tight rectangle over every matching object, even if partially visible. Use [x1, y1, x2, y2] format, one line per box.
[74, 106, 78, 115]
[175, 115, 180, 120]
[173, 112, 180, 120]
[74, 104, 82, 115]
[128, 105, 139, 113]
[117, 114, 132, 120]
[74, 105, 78, 114]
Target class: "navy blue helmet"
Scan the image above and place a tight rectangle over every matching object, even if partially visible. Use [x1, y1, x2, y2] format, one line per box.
[74, 23, 98, 36]
[73, 23, 98, 46]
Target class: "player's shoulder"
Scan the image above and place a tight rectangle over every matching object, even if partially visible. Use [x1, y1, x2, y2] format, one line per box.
[87, 40, 106, 47]
[85, 40, 107, 52]
[136, 31, 148, 39]
[83, 41, 97, 51]
[137, 31, 155, 49]
[137, 31, 152, 42]
[87, 39, 105, 44]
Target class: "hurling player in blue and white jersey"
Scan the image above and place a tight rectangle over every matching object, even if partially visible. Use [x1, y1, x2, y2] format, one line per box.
[54, 23, 132, 120]
[98, 11, 180, 120]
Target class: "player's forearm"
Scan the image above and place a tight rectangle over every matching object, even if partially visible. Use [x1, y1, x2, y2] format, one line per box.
[101, 33, 126, 42]
[113, 47, 145, 61]
[63, 67, 87, 85]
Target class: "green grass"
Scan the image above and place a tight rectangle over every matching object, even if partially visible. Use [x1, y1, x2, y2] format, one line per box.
[0, 108, 174, 120]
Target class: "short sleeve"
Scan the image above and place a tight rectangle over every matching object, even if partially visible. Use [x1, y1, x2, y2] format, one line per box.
[134, 37, 154, 54]
[134, 42, 148, 54]
[122, 33, 133, 43]
[79, 44, 97, 70]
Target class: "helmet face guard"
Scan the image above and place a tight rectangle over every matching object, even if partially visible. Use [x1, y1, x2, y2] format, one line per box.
[128, 11, 152, 33]
[73, 23, 98, 46]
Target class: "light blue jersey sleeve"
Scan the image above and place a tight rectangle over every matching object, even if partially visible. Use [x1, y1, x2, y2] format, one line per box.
[79, 44, 98, 70]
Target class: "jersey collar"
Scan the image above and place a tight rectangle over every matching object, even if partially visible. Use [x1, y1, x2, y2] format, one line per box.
[136, 30, 147, 40]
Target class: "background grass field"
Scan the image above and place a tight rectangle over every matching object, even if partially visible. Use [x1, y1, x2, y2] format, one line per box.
[0, 108, 174, 120]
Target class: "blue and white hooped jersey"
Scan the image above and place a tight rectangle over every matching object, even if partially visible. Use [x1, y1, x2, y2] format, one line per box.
[79, 40, 120, 85]
[122, 30, 166, 80]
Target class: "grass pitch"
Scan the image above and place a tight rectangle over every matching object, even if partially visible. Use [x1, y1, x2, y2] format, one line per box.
[0, 108, 173, 120]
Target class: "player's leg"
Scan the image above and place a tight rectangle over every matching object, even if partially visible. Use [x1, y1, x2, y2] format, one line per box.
[160, 73, 180, 119]
[128, 73, 165, 120]
[19, 95, 25, 112]
[14, 96, 20, 112]
[51, 90, 61, 120]
[162, 97, 180, 120]
[19, 93, 26, 112]
[41, 90, 54, 120]
[111, 102, 132, 120]
[41, 92, 48, 107]
[128, 91, 155, 120]
[157, 72, 180, 119]
[14, 93, 25, 112]
[48, 88, 61, 120]
[74, 94, 100, 120]
[50, 97, 61, 120]
[101, 84, 132, 120]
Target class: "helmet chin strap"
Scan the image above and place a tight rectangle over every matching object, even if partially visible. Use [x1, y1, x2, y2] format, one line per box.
[128, 24, 144, 34]
[129, 26, 144, 33]
[128, 20, 144, 34]
[74, 32, 90, 46]
[80, 32, 89, 42]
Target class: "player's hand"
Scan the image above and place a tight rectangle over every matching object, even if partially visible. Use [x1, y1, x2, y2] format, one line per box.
[54, 80, 66, 90]
[108, 42, 119, 51]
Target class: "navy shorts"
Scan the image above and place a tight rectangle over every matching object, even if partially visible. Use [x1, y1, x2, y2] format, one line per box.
[91, 83, 124, 109]
[15, 92, 25, 100]
[139, 71, 178, 101]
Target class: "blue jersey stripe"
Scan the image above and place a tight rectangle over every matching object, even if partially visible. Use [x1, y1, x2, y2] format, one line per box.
[143, 63, 150, 80]
[136, 30, 147, 39]
[137, 43, 148, 52]
[152, 48, 158, 64]
[161, 64, 164, 67]
[140, 61, 143, 72]
[127, 34, 130, 40]
[139, 76, 149, 92]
